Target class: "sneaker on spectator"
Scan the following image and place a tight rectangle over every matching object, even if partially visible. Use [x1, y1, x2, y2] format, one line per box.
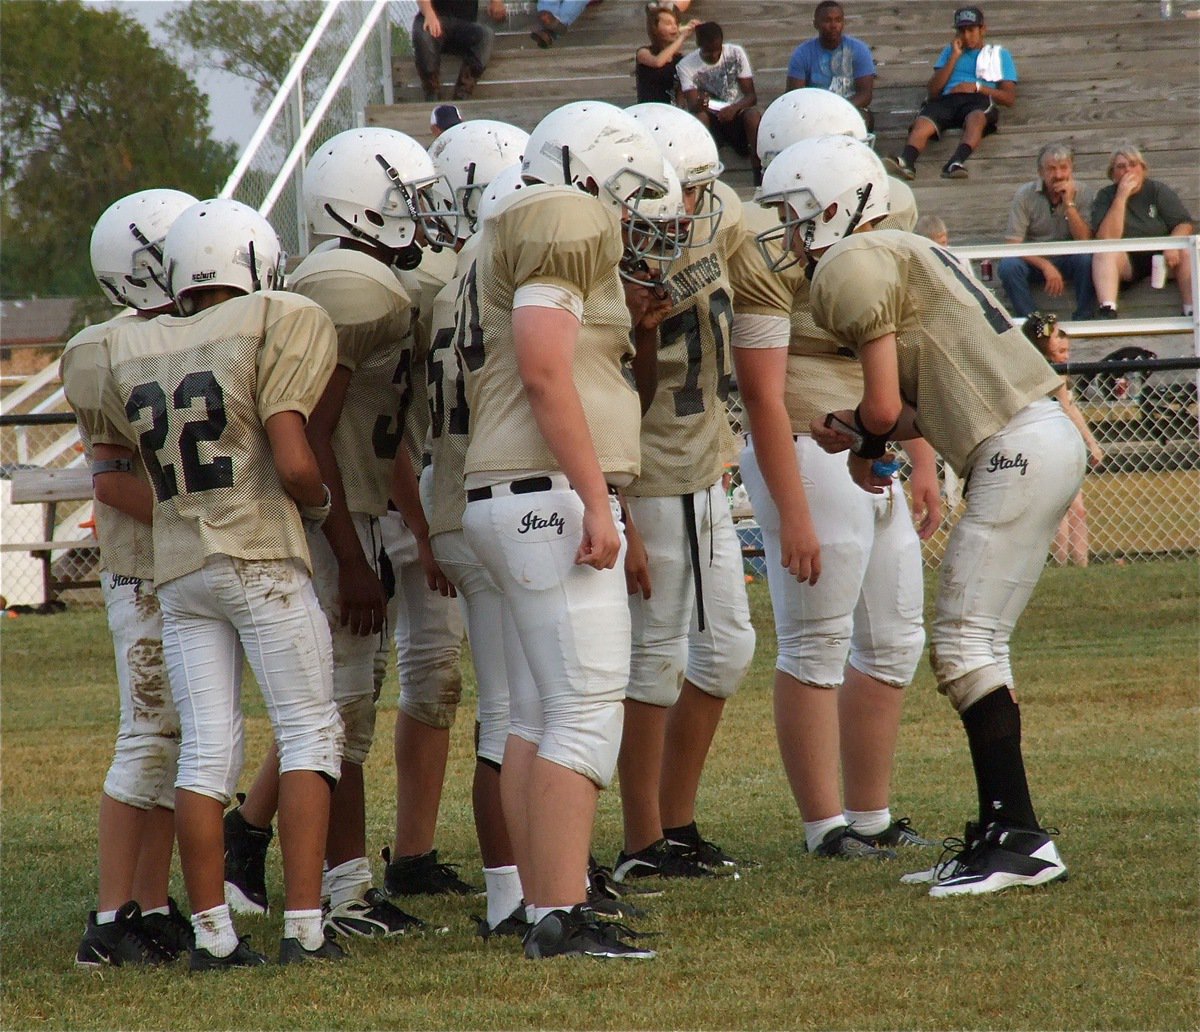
[929, 824, 1067, 898]
[941, 160, 969, 179]
[812, 825, 896, 860]
[188, 936, 267, 972]
[142, 897, 195, 960]
[325, 888, 427, 937]
[381, 847, 479, 896]
[1096, 305, 1119, 319]
[75, 901, 172, 969]
[865, 817, 934, 849]
[613, 838, 737, 882]
[223, 795, 272, 915]
[885, 154, 916, 180]
[522, 904, 656, 960]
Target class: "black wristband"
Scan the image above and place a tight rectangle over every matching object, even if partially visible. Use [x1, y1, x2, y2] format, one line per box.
[850, 405, 898, 460]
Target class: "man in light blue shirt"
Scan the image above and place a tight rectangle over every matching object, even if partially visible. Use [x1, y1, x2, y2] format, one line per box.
[884, 5, 1017, 181]
[786, 1, 876, 130]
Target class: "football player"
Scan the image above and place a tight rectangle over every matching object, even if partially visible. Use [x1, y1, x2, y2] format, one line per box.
[64, 189, 197, 968]
[759, 135, 1083, 896]
[99, 199, 346, 966]
[611, 102, 756, 884]
[458, 100, 680, 958]
[222, 128, 446, 937]
[730, 90, 938, 861]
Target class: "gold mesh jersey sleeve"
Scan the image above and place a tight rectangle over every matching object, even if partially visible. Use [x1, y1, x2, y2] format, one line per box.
[629, 181, 742, 496]
[462, 186, 641, 480]
[99, 291, 337, 586]
[425, 238, 480, 538]
[727, 201, 804, 318]
[402, 246, 459, 472]
[60, 314, 154, 580]
[288, 248, 414, 516]
[810, 230, 1062, 476]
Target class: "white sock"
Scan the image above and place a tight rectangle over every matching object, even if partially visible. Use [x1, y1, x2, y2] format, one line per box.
[141, 905, 170, 918]
[844, 808, 891, 838]
[283, 908, 325, 951]
[484, 865, 524, 928]
[531, 905, 570, 925]
[1101, 302, 1117, 311]
[192, 903, 238, 957]
[323, 857, 373, 909]
[804, 816, 847, 853]
[525, 902, 537, 925]
[1184, 305, 1194, 316]
[96, 909, 119, 926]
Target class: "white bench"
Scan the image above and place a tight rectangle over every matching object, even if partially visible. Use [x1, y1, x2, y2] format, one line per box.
[4, 468, 98, 601]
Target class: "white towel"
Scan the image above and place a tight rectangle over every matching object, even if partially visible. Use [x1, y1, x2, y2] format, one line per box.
[976, 44, 1004, 83]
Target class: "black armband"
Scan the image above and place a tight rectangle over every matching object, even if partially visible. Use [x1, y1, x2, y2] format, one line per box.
[850, 405, 898, 460]
[92, 458, 133, 476]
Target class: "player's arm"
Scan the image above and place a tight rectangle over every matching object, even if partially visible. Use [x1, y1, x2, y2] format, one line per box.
[899, 437, 942, 540]
[306, 365, 387, 635]
[513, 305, 620, 570]
[389, 447, 455, 597]
[265, 410, 328, 508]
[619, 494, 652, 599]
[732, 343, 821, 585]
[91, 442, 155, 526]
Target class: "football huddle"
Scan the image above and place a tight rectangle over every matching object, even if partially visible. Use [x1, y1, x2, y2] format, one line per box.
[64, 88, 1082, 971]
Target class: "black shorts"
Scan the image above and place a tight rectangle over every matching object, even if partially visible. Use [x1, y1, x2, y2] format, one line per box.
[708, 112, 751, 157]
[1128, 250, 1154, 283]
[916, 93, 999, 138]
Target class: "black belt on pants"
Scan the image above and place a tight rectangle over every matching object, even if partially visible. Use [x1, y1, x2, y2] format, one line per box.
[466, 477, 619, 503]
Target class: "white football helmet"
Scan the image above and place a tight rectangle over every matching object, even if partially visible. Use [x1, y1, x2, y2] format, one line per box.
[756, 89, 872, 170]
[90, 189, 199, 310]
[523, 102, 686, 280]
[755, 136, 890, 271]
[882, 176, 918, 232]
[304, 127, 456, 259]
[626, 102, 724, 246]
[163, 199, 284, 306]
[428, 120, 530, 238]
[476, 162, 532, 223]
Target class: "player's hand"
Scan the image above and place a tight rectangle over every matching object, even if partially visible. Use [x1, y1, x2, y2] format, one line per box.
[848, 453, 891, 495]
[623, 273, 673, 330]
[779, 512, 821, 585]
[425, 10, 444, 37]
[906, 460, 943, 540]
[577, 504, 621, 569]
[623, 517, 652, 599]
[337, 561, 388, 636]
[811, 409, 855, 453]
[1043, 266, 1065, 297]
[416, 533, 456, 597]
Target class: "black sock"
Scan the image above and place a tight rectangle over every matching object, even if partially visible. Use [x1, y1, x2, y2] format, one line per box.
[948, 142, 974, 166]
[961, 688, 1039, 830]
[901, 144, 920, 166]
[663, 821, 700, 846]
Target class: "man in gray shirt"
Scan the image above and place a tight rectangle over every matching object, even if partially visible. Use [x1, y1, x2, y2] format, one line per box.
[998, 142, 1096, 320]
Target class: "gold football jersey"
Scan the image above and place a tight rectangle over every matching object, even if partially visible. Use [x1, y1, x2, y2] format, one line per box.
[628, 181, 742, 497]
[288, 248, 413, 516]
[463, 186, 641, 480]
[60, 313, 154, 580]
[810, 230, 1061, 475]
[99, 291, 337, 585]
[403, 246, 459, 472]
[426, 238, 481, 538]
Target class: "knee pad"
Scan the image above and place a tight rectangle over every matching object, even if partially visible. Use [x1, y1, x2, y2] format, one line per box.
[476, 703, 508, 768]
[275, 709, 344, 786]
[627, 632, 687, 708]
[398, 656, 464, 729]
[776, 611, 853, 688]
[338, 691, 378, 766]
[104, 730, 181, 811]
[538, 686, 625, 788]
[686, 621, 756, 700]
[930, 640, 1006, 714]
[849, 622, 925, 689]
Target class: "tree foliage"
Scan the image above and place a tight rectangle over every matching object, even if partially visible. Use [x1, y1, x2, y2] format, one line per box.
[0, 1, 235, 298]
[161, 0, 326, 108]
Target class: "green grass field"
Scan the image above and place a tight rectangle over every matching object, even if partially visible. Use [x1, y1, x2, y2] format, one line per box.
[2, 562, 1197, 1030]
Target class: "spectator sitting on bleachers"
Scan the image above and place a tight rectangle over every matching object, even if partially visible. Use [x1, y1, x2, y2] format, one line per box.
[412, 0, 506, 101]
[1091, 141, 1195, 318]
[531, 1, 589, 48]
[914, 213, 950, 246]
[885, 5, 1016, 181]
[785, 1, 876, 131]
[635, 3, 699, 105]
[678, 22, 764, 185]
[998, 142, 1096, 321]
